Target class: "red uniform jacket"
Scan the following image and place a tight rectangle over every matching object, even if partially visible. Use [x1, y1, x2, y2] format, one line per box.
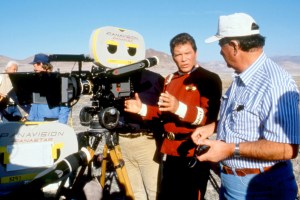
[144, 66, 222, 157]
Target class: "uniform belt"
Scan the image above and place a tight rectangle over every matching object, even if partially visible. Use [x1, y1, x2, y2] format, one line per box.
[119, 132, 153, 139]
[222, 162, 286, 177]
[165, 132, 191, 141]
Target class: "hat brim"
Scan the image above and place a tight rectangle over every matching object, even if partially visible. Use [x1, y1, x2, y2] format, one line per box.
[205, 35, 223, 43]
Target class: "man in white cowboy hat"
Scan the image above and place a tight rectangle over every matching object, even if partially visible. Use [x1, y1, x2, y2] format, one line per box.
[191, 12, 300, 199]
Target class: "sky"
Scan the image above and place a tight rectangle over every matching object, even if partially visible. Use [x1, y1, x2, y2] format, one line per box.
[1, 0, 300, 63]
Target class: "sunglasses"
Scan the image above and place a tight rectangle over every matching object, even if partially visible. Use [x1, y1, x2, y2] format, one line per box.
[188, 145, 210, 168]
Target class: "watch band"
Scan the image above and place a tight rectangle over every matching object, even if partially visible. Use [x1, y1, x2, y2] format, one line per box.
[234, 143, 240, 158]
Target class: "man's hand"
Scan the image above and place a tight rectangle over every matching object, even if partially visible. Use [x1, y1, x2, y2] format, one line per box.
[124, 93, 142, 114]
[158, 91, 179, 113]
[0, 94, 9, 109]
[196, 140, 235, 162]
[191, 122, 216, 145]
[0, 94, 7, 102]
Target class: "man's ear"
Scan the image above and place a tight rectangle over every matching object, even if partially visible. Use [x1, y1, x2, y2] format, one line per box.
[229, 40, 240, 55]
[42, 63, 53, 71]
[229, 40, 239, 49]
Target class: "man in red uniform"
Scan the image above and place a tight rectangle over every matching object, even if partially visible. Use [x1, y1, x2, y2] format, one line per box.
[124, 33, 222, 200]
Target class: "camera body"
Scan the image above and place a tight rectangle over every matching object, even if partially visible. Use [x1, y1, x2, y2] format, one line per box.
[9, 26, 158, 129]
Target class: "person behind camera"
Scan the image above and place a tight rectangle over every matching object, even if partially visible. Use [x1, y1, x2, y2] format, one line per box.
[0, 60, 23, 122]
[119, 69, 164, 200]
[27, 53, 70, 124]
[124, 33, 222, 200]
[191, 13, 300, 199]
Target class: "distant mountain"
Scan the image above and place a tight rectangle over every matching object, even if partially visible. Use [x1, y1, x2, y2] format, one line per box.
[1, 50, 299, 77]
[272, 55, 300, 63]
[145, 48, 177, 76]
[146, 49, 300, 77]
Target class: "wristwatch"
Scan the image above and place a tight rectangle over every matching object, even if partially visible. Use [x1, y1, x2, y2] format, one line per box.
[234, 143, 241, 158]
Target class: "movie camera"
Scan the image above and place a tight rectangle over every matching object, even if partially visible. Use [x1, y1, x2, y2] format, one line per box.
[1, 26, 158, 199]
[9, 55, 158, 131]
[9, 26, 158, 130]
[54, 54, 158, 130]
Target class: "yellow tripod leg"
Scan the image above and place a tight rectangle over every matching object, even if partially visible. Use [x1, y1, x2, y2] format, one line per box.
[100, 144, 108, 187]
[109, 144, 134, 199]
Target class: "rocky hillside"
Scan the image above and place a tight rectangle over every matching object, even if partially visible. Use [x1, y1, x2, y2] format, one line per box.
[1, 49, 300, 77]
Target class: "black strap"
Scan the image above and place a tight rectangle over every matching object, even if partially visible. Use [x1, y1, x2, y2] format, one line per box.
[44, 117, 59, 121]
[0, 109, 22, 121]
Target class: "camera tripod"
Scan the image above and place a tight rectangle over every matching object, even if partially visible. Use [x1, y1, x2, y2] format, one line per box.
[58, 114, 135, 200]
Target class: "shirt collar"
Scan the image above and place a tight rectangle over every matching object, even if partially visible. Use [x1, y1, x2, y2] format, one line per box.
[232, 52, 267, 86]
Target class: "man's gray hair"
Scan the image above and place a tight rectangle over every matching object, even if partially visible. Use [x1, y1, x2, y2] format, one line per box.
[5, 60, 19, 71]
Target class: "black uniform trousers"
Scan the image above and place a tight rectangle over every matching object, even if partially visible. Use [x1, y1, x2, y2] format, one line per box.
[158, 155, 210, 200]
